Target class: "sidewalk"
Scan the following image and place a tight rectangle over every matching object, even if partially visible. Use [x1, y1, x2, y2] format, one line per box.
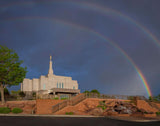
[0, 114, 100, 118]
[106, 116, 160, 122]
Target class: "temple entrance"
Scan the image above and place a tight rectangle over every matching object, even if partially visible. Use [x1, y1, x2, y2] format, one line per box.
[59, 94, 70, 99]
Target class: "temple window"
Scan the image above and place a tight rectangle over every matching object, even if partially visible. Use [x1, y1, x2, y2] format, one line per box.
[43, 84, 46, 90]
[59, 83, 61, 88]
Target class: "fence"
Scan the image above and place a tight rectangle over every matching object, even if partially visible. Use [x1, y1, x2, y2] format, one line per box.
[52, 93, 147, 113]
[52, 100, 68, 113]
[84, 93, 147, 100]
[52, 94, 86, 113]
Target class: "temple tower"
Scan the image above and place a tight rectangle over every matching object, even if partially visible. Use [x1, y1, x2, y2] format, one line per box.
[48, 55, 54, 76]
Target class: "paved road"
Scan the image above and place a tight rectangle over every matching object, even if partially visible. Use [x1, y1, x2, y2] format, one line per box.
[0, 116, 160, 126]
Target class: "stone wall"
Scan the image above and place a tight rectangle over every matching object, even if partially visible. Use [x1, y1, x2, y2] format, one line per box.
[36, 99, 64, 114]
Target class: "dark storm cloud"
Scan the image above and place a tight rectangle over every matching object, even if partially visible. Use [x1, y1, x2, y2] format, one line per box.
[0, 0, 160, 97]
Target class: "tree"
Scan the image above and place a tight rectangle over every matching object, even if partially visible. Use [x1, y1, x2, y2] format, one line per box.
[0, 45, 27, 104]
[90, 89, 100, 94]
[4, 88, 10, 96]
[0, 88, 10, 97]
[83, 90, 90, 93]
[156, 94, 160, 101]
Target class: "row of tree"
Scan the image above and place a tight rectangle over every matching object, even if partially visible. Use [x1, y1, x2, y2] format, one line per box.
[83, 89, 100, 94]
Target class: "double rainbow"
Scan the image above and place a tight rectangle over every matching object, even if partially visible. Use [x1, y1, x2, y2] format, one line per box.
[0, 1, 156, 97]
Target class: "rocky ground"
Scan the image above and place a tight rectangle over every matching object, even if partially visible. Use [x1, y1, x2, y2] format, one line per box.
[87, 100, 158, 118]
[0, 101, 36, 114]
[0, 98, 159, 120]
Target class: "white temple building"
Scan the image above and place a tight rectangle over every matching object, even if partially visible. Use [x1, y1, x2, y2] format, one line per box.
[21, 56, 80, 98]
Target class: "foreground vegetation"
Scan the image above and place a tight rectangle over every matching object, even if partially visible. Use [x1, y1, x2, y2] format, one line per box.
[0, 107, 23, 114]
[65, 112, 74, 115]
[0, 45, 27, 104]
[0, 88, 27, 101]
[0, 107, 11, 114]
[12, 108, 23, 114]
[149, 94, 160, 102]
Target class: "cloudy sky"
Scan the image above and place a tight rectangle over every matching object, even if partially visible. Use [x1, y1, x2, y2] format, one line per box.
[0, 0, 160, 97]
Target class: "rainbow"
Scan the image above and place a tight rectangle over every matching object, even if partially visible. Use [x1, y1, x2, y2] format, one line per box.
[0, 0, 159, 48]
[0, 16, 152, 96]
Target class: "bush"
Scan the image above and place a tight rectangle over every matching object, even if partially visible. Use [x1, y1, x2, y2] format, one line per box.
[128, 96, 134, 100]
[11, 90, 21, 96]
[19, 91, 26, 97]
[61, 97, 68, 100]
[137, 109, 142, 112]
[83, 90, 90, 93]
[144, 111, 148, 114]
[0, 107, 11, 114]
[12, 108, 23, 114]
[90, 89, 100, 94]
[99, 101, 105, 106]
[97, 105, 106, 110]
[156, 112, 160, 116]
[65, 112, 74, 115]
[32, 92, 36, 97]
[54, 97, 59, 100]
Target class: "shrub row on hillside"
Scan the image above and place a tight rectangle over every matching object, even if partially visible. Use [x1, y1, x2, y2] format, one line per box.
[0, 107, 23, 114]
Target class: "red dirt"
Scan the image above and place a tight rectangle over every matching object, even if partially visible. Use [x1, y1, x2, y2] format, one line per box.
[36, 99, 64, 114]
[137, 100, 159, 112]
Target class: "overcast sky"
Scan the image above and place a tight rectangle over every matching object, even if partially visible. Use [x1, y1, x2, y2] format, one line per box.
[0, 0, 160, 97]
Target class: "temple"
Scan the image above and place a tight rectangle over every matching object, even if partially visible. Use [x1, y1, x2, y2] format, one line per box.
[21, 56, 80, 99]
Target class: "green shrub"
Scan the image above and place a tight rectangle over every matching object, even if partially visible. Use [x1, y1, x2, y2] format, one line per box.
[61, 97, 68, 100]
[97, 105, 106, 110]
[0, 107, 11, 114]
[128, 96, 134, 100]
[144, 111, 148, 114]
[19, 91, 26, 97]
[156, 112, 160, 116]
[124, 101, 130, 103]
[99, 101, 105, 106]
[83, 90, 90, 93]
[90, 89, 100, 94]
[137, 109, 142, 112]
[12, 108, 23, 114]
[65, 112, 74, 115]
[54, 97, 59, 100]
[32, 92, 36, 97]
[11, 90, 21, 95]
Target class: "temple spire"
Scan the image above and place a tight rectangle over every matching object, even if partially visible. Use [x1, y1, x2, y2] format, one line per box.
[48, 55, 53, 75]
